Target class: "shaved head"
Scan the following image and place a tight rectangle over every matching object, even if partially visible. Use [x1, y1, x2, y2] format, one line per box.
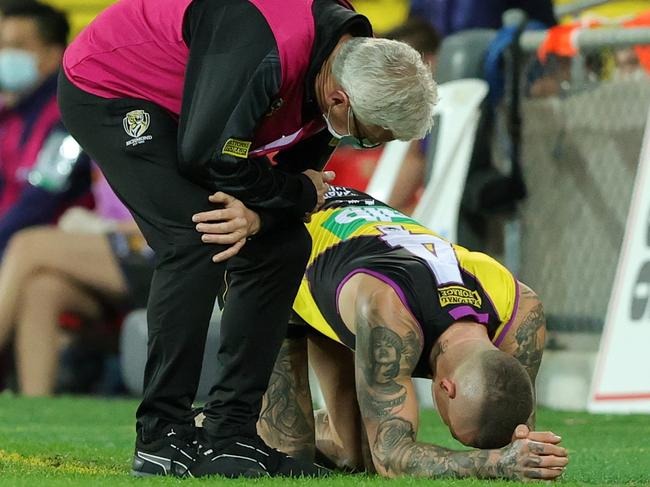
[438, 349, 533, 448]
[473, 350, 534, 448]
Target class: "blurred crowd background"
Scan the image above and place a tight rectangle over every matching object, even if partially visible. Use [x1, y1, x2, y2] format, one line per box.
[0, 0, 648, 410]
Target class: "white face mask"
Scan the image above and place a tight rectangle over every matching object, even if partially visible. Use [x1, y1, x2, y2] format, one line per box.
[322, 105, 382, 149]
[322, 105, 351, 139]
[0, 48, 39, 93]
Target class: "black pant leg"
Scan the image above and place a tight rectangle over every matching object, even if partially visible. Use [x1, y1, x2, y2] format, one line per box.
[58, 72, 312, 444]
[57, 72, 225, 440]
[202, 222, 311, 440]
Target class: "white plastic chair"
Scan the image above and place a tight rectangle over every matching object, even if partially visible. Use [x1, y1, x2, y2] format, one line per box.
[365, 139, 411, 202]
[412, 79, 489, 242]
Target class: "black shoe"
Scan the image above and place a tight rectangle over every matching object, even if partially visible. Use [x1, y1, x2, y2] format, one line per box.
[190, 432, 330, 478]
[131, 425, 196, 477]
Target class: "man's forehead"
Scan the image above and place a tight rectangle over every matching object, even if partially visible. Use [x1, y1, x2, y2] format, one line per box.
[1, 17, 40, 44]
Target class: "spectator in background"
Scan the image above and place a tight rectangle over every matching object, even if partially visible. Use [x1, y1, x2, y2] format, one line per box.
[0, 2, 91, 256]
[0, 168, 154, 397]
[613, 47, 649, 80]
[410, 0, 556, 37]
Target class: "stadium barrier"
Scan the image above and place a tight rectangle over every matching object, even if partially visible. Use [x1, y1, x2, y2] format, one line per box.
[508, 17, 650, 411]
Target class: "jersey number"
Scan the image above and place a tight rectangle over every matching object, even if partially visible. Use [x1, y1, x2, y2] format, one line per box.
[378, 225, 463, 286]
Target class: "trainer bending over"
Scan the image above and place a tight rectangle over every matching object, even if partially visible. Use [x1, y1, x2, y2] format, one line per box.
[58, 0, 436, 478]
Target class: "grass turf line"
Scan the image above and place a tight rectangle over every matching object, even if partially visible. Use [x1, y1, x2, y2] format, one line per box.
[0, 394, 648, 486]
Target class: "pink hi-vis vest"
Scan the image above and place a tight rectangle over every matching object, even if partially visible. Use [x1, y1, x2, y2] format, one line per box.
[64, 0, 353, 157]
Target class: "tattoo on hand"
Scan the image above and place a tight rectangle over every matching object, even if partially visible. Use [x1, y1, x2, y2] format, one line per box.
[526, 469, 544, 479]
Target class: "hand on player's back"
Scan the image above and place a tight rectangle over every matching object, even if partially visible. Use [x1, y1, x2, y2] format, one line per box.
[497, 424, 568, 481]
[302, 169, 335, 212]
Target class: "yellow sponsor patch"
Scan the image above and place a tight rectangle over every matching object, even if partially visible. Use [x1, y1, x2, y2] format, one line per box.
[438, 286, 482, 308]
[222, 138, 252, 158]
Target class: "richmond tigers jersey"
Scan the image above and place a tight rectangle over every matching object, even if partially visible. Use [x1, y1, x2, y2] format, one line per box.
[292, 186, 519, 377]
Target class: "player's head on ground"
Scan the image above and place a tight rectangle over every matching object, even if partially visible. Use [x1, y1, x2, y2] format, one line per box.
[432, 344, 534, 449]
[317, 36, 437, 148]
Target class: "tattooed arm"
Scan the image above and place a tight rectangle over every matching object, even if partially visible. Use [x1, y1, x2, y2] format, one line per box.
[257, 335, 315, 461]
[354, 280, 565, 480]
[499, 282, 546, 428]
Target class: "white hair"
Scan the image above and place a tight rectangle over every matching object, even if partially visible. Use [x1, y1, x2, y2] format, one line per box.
[332, 37, 437, 141]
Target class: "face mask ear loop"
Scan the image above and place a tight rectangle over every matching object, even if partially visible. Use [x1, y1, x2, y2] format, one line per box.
[346, 105, 352, 137]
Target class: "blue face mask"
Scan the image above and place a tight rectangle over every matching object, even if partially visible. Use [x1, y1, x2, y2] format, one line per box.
[0, 48, 39, 93]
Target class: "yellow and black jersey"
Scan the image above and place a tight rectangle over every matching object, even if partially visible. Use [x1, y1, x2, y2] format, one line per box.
[292, 186, 519, 377]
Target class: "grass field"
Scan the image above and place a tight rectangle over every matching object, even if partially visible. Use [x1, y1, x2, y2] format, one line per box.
[0, 394, 648, 486]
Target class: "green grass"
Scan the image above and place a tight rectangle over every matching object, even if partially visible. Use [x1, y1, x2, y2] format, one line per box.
[0, 394, 648, 486]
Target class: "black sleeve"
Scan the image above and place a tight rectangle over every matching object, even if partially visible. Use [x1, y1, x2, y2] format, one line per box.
[273, 128, 338, 174]
[178, 0, 317, 220]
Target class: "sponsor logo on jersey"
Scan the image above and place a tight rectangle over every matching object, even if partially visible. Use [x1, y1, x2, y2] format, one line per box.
[324, 186, 354, 198]
[438, 286, 482, 308]
[322, 205, 416, 240]
[124, 110, 153, 147]
[222, 138, 252, 158]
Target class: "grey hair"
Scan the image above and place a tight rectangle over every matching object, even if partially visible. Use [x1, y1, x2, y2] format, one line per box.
[332, 37, 437, 141]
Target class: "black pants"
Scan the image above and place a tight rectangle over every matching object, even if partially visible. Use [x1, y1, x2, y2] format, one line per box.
[57, 71, 310, 443]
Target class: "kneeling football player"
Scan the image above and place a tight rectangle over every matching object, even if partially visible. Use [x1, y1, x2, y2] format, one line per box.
[251, 186, 568, 481]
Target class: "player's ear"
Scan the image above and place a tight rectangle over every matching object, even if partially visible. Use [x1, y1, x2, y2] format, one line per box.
[440, 378, 456, 399]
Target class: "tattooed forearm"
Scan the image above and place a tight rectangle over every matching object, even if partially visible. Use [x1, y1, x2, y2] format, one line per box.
[373, 417, 501, 478]
[258, 337, 314, 460]
[513, 301, 545, 383]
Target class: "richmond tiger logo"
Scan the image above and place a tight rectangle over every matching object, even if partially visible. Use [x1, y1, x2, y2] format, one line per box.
[123, 110, 150, 138]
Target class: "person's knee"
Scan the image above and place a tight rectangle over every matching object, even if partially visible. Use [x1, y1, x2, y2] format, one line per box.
[5, 227, 52, 257]
[266, 223, 311, 276]
[4, 227, 53, 266]
[21, 273, 65, 307]
[154, 237, 223, 272]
